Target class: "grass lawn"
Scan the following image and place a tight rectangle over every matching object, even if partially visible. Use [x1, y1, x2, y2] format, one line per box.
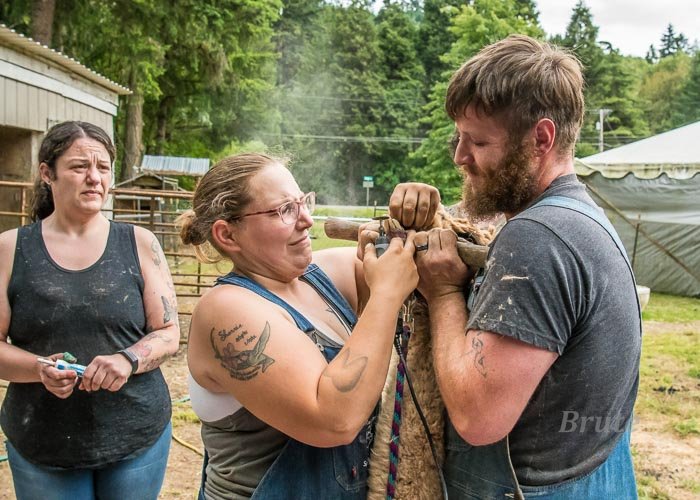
[637, 327, 699, 435]
[642, 292, 700, 322]
[635, 292, 700, 499]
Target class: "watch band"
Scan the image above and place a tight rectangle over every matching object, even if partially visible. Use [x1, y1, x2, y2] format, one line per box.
[117, 349, 139, 375]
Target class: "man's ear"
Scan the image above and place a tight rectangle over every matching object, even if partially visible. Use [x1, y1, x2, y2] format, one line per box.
[39, 162, 53, 185]
[211, 219, 241, 254]
[533, 118, 556, 156]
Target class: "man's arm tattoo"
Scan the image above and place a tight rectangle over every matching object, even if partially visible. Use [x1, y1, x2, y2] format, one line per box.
[322, 348, 368, 393]
[465, 330, 487, 378]
[210, 322, 275, 381]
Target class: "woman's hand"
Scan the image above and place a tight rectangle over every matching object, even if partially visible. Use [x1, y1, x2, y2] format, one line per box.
[356, 218, 406, 261]
[79, 354, 132, 392]
[362, 230, 419, 305]
[356, 220, 380, 261]
[38, 353, 79, 399]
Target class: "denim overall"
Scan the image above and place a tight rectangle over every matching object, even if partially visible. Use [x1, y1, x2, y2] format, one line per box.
[446, 196, 641, 500]
[199, 264, 373, 500]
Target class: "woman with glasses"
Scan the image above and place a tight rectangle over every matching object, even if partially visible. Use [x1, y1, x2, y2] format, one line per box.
[179, 153, 418, 499]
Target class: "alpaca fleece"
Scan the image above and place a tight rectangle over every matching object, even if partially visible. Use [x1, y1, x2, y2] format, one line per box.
[367, 210, 497, 500]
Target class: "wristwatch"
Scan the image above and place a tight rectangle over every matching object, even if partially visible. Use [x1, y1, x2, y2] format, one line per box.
[117, 349, 139, 375]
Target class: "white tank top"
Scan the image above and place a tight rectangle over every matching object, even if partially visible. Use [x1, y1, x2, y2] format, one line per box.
[188, 373, 243, 423]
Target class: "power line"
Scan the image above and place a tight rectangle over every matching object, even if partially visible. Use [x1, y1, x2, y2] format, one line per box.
[260, 133, 425, 144]
[280, 93, 424, 105]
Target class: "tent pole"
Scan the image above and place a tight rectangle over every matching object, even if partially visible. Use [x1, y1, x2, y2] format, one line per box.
[581, 179, 700, 285]
[631, 214, 641, 273]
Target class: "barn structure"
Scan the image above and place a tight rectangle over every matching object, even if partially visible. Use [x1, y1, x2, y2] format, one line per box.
[0, 24, 129, 230]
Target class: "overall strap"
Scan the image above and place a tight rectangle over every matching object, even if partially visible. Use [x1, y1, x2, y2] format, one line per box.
[216, 272, 315, 332]
[300, 264, 357, 328]
[527, 195, 642, 327]
[529, 195, 631, 268]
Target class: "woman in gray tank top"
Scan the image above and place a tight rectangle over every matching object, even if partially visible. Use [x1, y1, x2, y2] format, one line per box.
[0, 121, 180, 500]
[179, 153, 420, 499]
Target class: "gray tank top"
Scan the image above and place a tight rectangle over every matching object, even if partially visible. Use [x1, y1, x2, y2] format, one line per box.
[0, 221, 171, 468]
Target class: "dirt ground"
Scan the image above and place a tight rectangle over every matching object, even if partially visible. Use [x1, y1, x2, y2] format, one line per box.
[1, 320, 698, 499]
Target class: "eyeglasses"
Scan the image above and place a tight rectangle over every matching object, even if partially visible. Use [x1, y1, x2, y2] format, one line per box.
[235, 192, 315, 225]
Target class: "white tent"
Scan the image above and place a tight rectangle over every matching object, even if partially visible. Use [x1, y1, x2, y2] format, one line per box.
[577, 122, 700, 297]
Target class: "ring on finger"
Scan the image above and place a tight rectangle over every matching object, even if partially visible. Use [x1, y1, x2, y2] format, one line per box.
[415, 244, 429, 252]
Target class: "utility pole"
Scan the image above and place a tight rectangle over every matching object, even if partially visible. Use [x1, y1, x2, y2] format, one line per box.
[597, 108, 613, 152]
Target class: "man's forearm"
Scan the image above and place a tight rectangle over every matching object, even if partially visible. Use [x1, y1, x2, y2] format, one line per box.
[429, 292, 472, 416]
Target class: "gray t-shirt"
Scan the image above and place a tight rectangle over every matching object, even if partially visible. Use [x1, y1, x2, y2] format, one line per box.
[465, 174, 641, 486]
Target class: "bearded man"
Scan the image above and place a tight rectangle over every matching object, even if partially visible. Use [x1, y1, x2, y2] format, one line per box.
[390, 35, 641, 499]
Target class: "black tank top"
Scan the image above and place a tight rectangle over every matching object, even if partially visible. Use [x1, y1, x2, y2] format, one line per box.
[0, 220, 171, 468]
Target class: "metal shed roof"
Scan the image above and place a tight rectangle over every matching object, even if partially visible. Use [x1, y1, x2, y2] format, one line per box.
[140, 155, 210, 177]
[0, 24, 130, 95]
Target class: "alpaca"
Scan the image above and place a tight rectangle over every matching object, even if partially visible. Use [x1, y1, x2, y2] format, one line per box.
[366, 209, 499, 500]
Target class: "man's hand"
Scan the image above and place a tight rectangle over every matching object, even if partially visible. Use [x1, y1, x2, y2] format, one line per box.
[389, 183, 441, 230]
[414, 228, 470, 301]
[80, 354, 132, 392]
[38, 353, 78, 399]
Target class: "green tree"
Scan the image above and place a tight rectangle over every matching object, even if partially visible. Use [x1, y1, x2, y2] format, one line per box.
[316, 2, 384, 204]
[8, 0, 281, 179]
[273, 2, 386, 204]
[674, 49, 700, 125]
[371, 2, 426, 200]
[585, 47, 649, 153]
[145, 0, 282, 158]
[274, 0, 323, 87]
[645, 44, 658, 64]
[638, 52, 691, 133]
[659, 24, 689, 58]
[556, 2, 647, 155]
[52, 0, 167, 180]
[560, 1, 602, 66]
[30, 0, 55, 45]
[417, 0, 463, 92]
[0, 0, 32, 34]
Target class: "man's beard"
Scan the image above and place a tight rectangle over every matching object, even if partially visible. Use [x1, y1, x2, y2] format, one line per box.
[461, 139, 538, 219]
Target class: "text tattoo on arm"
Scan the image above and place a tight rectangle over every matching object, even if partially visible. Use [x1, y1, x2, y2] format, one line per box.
[210, 322, 275, 381]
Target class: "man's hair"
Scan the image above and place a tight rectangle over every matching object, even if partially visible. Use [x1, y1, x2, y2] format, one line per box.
[446, 34, 585, 155]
